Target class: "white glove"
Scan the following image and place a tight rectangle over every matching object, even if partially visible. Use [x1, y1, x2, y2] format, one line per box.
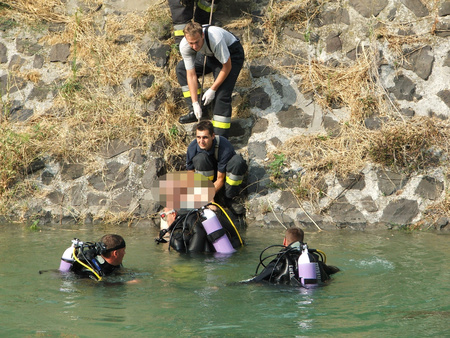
[193, 101, 202, 120]
[202, 88, 216, 106]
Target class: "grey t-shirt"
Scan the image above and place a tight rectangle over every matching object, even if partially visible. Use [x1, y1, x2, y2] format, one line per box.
[180, 26, 238, 70]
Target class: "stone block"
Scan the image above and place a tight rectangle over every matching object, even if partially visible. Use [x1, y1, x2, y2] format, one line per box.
[246, 165, 268, 195]
[437, 90, 450, 108]
[349, 0, 388, 18]
[400, 0, 429, 17]
[49, 43, 71, 62]
[328, 196, 366, 225]
[61, 162, 85, 181]
[326, 32, 342, 53]
[389, 75, 419, 101]
[248, 141, 267, 160]
[146, 41, 170, 68]
[337, 173, 365, 190]
[377, 170, 408, 196]
[252, 118, 269, 133]
[415, 176, 444, 200]
[439, 1, 450, 16]
[361, 196, 378, 212]
[248, 87, 271, 110]
[0, 42, 7, 63]
[403, 46, 434, 80]
[141, 158, 165, 189]
[380, 198, 419, 225]
[277, 105, 312, 128]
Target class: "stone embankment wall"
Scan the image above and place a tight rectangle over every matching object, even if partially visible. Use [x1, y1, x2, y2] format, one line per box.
[0, 0, 449, 230]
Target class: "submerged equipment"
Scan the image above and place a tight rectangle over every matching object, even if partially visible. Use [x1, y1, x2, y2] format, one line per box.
[59, 238, 107, 281]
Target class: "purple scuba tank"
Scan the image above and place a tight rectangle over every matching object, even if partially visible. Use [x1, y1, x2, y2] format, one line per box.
[59, 244, 75, 271]
[201, 208, 236, 254]
[297, 244, 318, 287]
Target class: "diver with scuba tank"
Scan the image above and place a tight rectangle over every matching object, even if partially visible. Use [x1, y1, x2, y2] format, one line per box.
[59, 234, 127, 281]
[155, 204, 245, 254]
[243, 227, 340, 287]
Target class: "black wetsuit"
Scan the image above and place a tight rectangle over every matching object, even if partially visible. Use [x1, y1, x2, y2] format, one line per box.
[246, 243, 339, 285]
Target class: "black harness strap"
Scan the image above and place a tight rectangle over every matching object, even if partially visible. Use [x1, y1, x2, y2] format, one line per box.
[207, 228, 226, 243]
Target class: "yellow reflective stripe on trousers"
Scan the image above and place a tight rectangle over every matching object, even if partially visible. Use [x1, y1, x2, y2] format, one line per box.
[174, 24, 186, 37]
[212, 115, 231, 129]
[196, 170, 214, 180]
[182, 86, 201, 98]
[226, 175, 243, 186]
[197, 0, 217, 13]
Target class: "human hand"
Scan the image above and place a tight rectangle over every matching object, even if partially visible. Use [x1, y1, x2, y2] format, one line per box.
[202, 88, 216, 105]
[193, 101, 202, 120]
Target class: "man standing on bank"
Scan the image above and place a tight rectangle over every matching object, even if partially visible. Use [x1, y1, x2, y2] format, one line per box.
[176, 22, 245, 138]
[186, 120, 247, 214]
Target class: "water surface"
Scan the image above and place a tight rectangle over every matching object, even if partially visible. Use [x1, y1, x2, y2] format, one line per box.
[0, 223, 448, 337]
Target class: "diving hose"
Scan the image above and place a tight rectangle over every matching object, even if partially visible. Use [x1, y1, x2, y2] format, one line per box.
[72, 247, 102, 281]
[211, 202, 244, 246]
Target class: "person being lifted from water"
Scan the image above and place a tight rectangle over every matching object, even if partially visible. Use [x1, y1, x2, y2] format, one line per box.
[156, 205, 245, 254]
[243, 227, 339, 286]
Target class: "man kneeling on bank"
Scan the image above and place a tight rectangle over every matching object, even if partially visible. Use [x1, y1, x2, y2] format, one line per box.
[186, 120, 247, 215]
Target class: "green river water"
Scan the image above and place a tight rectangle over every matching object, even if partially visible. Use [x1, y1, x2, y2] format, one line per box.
[0, 223, 448, 337]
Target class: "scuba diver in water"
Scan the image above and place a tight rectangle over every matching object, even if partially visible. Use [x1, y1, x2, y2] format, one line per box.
[155, 204, 245, 254]
[59, 234, 127, 281]
[243, 227, 339, 287]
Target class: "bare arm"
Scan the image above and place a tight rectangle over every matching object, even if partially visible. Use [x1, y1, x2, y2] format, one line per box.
[187, 68, 199, 103]
[214, 171, 226, 193]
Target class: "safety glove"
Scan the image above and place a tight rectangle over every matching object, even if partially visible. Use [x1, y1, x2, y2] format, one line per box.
[202, 88, 216, 105]
[193, 101, 203, 120]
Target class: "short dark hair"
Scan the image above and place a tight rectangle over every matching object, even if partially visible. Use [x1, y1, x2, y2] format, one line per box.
[183, 21, 203, 37]
[285, 227, 304, 245]
[100, 234, 126, 258]
[196, 120, 214, 136]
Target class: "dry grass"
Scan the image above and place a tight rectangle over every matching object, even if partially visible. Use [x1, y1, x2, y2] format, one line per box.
[270, 117, 450, 207]
[0, 0, 186, 200]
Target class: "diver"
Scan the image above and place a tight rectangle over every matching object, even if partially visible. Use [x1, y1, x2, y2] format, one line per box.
[59, 234, 127, 281]
[155, 204, 245, 254]
[243, 227, 339, 286]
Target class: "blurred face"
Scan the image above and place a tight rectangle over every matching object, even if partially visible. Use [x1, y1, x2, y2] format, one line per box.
[196, 129, 214, 151]
[185, 32, 204, 51]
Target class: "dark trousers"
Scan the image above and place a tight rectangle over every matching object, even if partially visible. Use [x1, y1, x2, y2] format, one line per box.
[176, 41, 245, 138]
[192, 152, 247, 199]
[168, 0, 218, 43]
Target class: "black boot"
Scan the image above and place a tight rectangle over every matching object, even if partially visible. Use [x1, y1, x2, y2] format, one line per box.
[179, 112, 197, 124]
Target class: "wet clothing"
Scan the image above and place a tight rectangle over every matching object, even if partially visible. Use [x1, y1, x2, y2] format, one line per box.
[163, 208, 245, 253]
[186, 135, 247, 199]
[245, 242, 339, 286]
[70, 256, 122, 279]
[176, 25, 245, 138]
[168, 0, 219, 43]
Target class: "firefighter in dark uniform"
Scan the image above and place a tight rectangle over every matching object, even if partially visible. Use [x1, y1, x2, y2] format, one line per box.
[168, 0, 219, 44]
[186, 120, 247, 213]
